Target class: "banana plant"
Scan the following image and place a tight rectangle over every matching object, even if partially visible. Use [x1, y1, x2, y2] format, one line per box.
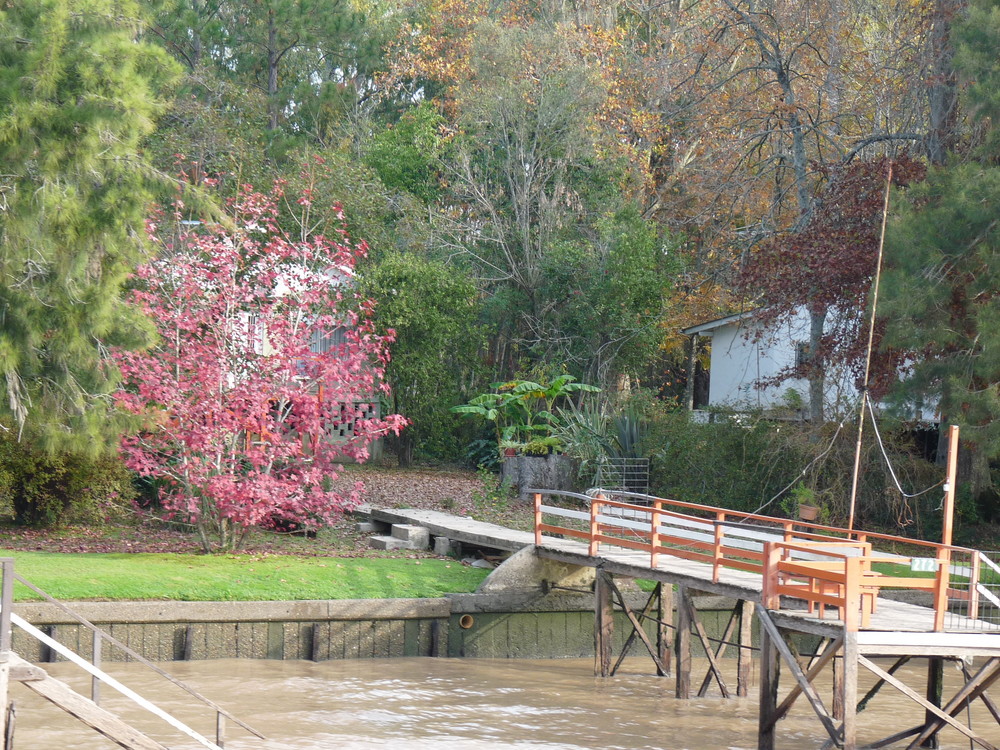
[452, 375, 600, 456]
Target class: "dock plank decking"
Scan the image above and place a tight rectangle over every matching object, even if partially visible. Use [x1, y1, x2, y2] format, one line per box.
[369, 495, 1000, 750]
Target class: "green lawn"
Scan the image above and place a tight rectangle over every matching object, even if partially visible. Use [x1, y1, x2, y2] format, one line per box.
[0, 551, 491, 602]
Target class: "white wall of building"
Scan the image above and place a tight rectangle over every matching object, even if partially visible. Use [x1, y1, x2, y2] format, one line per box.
[695, 307, 937, 421]
[703, 308, 864, 417]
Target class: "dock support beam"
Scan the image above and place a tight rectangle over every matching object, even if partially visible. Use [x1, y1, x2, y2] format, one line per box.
[738, 599, 753, 697]
[675, 586, 692, 699]
[921, 657, 943, 748]
[758, 611, 780, 750]
[842, 631, 858, 750]
[657, 583, 672, 677]
[594, 568, 614, 677]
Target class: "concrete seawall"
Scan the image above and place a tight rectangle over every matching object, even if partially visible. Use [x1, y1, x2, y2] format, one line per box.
[12, 592, 747, 663]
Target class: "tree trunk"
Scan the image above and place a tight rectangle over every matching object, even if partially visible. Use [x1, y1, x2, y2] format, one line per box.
[926, 0, 960, 165]
[808, 308, 826, 422]
[267, 11, 279, 130]
[396, 434, 414, 468]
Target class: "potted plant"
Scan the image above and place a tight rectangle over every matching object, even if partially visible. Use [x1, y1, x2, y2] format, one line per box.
[782, 483, 822, 522]
[452, 375, 599, 499]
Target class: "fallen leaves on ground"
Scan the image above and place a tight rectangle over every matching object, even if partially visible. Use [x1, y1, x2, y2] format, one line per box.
[0, 464, 532, 556]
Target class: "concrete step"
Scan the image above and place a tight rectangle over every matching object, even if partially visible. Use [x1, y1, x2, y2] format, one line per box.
[390, 524, 430, 549]
[368, 535, 413, 551]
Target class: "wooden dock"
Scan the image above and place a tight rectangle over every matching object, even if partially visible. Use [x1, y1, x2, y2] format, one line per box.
[528, 487, 1000, 750]
[369, 494, 1000, 748]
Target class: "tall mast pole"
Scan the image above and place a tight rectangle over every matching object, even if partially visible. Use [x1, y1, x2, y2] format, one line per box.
[847, 161, 894, 530]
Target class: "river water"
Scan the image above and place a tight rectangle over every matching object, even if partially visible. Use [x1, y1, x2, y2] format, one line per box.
[8, 657, 999, 749]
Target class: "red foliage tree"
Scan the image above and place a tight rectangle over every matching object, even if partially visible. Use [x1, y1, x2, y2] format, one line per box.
[738, 155, 926, 417]
[115, 184, 406, 552]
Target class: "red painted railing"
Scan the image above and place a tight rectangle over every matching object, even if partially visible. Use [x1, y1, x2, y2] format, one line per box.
[532, 489, 985, 632]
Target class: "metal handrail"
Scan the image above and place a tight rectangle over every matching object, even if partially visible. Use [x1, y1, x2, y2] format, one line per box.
[1, 559, 266, 747]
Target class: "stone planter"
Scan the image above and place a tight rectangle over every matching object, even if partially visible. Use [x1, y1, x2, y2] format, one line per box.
[500, 454, 577, 502]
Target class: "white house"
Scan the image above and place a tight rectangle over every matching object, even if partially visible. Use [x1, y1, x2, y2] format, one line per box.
[681, 307, 936, 422]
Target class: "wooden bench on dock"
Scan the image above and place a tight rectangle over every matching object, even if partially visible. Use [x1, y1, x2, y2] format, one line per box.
[762, 540, 938, 629]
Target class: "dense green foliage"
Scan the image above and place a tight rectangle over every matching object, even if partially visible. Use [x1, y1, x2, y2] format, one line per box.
[361, 253, 484, 464]
[644, 408, 947, 536]
[5, 0, 1000, 534]
[0, 434, 136, 527]
[0, 0, 178, 450]
[882, 0, 1000, 502]
[3, 551, 489, 601]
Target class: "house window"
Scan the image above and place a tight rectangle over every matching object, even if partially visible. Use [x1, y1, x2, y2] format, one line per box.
[794, 341, 811, 369]
[310, 326, 348, 355]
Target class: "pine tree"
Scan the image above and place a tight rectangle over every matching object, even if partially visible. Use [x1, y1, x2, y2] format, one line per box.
[0, 0, 179, 451]
[882, 0, 1000, 495]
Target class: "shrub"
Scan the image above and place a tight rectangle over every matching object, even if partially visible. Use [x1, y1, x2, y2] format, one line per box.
[643, 404, 945, 534]
[0, 434, 136, 527]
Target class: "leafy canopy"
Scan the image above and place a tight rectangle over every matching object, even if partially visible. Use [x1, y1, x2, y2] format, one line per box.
[114, 184, 406, 552]
[0, 0, 179, 451]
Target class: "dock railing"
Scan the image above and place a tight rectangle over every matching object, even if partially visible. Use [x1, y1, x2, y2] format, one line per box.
[531, 489, 993, 633]
[0, 557, 266, 749]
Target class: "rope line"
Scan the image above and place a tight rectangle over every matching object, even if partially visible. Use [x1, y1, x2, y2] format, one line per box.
[865, 398, 945, 500]
[735, 417, 848, 524]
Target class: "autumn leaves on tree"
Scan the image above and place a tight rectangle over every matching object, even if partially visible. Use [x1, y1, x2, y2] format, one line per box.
[115, 185, 406, 552]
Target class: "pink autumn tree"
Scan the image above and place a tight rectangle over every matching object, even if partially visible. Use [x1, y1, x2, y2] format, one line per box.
[115, 182, 406, 552]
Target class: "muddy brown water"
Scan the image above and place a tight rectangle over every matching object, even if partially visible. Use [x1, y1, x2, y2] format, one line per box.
[8, 657, 999, 749]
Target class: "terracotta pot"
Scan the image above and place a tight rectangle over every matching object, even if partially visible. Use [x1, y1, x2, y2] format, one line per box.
[798, 504, 820, 522]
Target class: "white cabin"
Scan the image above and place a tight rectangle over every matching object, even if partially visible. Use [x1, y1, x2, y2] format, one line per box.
[682, 308, 936, 422]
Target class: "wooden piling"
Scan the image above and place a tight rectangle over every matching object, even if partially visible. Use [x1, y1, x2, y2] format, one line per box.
[737, 599, 753, 697]
[758, 615, 779, 750]
[657, 583, 672, 676]
[675, 586, 692, 699]
[921, 657, 943, 748]
[842, 631, 858, 750]
[594, 568, 613, 677]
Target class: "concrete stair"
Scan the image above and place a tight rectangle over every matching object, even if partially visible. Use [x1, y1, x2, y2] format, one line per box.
[369, 523, 431, 551]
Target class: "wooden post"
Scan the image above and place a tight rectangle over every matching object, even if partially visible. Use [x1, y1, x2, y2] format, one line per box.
[758, 617, 779, 750]
[533, 493, 542, 546]
[738, 599, 753, 697]
[712, 512, 725, 583]
[675, 586, 691, 699]
[216, 712, 226, 748]
[589, 494, 603, 557]
[843, 630, 859, 750]
[844, 557, 862, 631]
[650, 503, 661, 569]
[657, 582, 672, 677]
[970, 552, 981, 622]
[941, 425, 959, 547]
[832, 655, 844, 721]
[922, 657, 944, 749]
[0, 654, 7, 750]
[934, 425, 959, 631]
[594, 568, 614, 677]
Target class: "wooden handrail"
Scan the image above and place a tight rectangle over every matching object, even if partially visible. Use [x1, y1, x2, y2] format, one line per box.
[533, 489, 982, 632]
